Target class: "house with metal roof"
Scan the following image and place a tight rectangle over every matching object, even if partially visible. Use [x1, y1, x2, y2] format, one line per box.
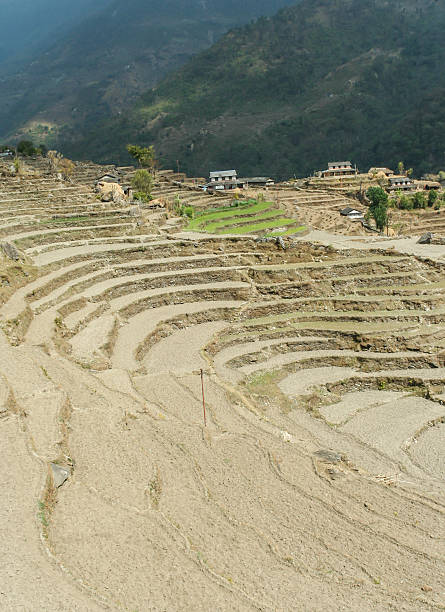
[340, 206, 364, 219]
[322, 161, 358, 177]
[242, 177, 275, 187]
[389, 176, 414, 191]
[206, 170, 238, 191]
[209, 170, 237, 182]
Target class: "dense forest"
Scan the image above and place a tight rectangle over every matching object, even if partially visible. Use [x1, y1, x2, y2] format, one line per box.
[63, 0, 445, 179]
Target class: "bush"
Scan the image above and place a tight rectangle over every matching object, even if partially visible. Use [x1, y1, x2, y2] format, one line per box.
[399, 195, 413, 210]
[131, 169, 153, 199]
[17, 140, 37, 156]
[134, 191, 151, 203]
[367, 186, 389, 231]
[428, 190, 439, 207]
[413, 192, 427, 209]
[366, 186, 389, 207]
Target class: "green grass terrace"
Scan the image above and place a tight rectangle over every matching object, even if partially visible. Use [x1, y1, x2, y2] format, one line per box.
[185, 199, 306, 237]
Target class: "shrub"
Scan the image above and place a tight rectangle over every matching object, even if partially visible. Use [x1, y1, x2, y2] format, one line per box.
[17, 140, 37, 156]
[131, 169, 153, 199]
[366, 186, 389, 207]
[134, 191, 151, 203]
[399, 195, 413, 210]
[413, 192, 427, 209]
[367, 186, 389, 231]
[127, 144, 157, 172]
[428, 190, 439, 207]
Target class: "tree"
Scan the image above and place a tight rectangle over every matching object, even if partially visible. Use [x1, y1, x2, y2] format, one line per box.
[366, 186, 389, 208]
[366, 186, 389, 232]
[127, 145, 157, 173]
[58, 158, 75, 180]
[131, 169, 153, 202]
[413, 191, 427, 209]
[397, 161, 405, 175]
[17, 140, 37, 156]
[372, 202, 389, 231]
[47, 150, 62, 173]
[46, 150, 75, 179]
[399, 195, 414, 210]
[428, 190, 439, 207]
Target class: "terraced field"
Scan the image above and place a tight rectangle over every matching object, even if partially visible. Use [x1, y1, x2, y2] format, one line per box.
[186, 199, 307, 237]
[1, 161, 445, 611]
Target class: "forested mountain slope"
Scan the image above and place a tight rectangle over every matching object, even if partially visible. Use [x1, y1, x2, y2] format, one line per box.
[69, 0, 445, 179]
[0, 0, 295, 145]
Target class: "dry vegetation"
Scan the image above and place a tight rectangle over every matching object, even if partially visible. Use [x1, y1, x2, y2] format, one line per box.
[1, 158, 445, 611]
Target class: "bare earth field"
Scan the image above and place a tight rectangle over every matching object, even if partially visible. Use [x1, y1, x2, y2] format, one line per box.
[1, 160, 445, 611]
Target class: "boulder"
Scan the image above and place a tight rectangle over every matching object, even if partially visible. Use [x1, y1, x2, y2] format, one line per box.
[1, 242, 20, 261]
[314, 450, 342, 464]
[96, 181, 126, 203]
[418, 232, 433, 244]
[50, 463, 70, 488]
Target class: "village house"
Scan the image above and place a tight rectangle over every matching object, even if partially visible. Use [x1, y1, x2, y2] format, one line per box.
[210, 170, 237, 183]
[322, 161, 358, 178]
[369, 167, 394, 177]
[205, 170, 238, 191]
[96, 173, 120, 184]
[340, 206, 364, 220]
[242, 177, 275, 188]
[423, 181, 441, 191]
[389, 176, 415, 191]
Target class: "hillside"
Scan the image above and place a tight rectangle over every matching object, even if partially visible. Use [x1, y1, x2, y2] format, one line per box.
[0, 0, 295, 146]
[68, 0, 445, 178]
[1, 157, 445, 610]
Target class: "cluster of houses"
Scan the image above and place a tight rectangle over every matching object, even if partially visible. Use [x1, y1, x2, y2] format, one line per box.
[203, 170, 274, 192]
[0, 149, 14, 159]
[321, 160, 441, 192]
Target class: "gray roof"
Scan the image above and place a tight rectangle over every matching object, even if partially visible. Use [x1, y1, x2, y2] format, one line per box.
[243, 177, 273, 182]
[209, 170, 237, 178]
[328, 161, 352, 167]
[340, 207, 362, 216]
[390, 176, 412, 183]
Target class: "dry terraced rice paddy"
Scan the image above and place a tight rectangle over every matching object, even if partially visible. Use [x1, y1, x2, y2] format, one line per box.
[1, 161, 445, 611]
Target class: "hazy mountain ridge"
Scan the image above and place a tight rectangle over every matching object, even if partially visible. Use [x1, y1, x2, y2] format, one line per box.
[0, 0, 110, 65]
[64, 0, 445, 178]
[0, 0, 296, 145]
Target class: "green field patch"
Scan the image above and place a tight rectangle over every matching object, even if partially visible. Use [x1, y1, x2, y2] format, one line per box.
[187, 200, 271, 231]
[184, 199, 302, 236]
[205, 209, 283, 232]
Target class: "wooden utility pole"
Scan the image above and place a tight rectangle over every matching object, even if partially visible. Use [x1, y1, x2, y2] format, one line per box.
[200, 369, 207, 427]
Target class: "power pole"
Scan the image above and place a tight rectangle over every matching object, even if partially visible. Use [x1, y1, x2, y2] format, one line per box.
[200, 369, 207, 427]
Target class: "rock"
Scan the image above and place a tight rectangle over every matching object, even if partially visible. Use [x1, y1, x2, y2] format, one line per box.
[418, 232, 433, 244]
[1, 242, 20, 261]
[50, 463, 70, 488]
[96, 181, 126, 203]
[314, 450, 342, 464]
[421, 585, 433, 593]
